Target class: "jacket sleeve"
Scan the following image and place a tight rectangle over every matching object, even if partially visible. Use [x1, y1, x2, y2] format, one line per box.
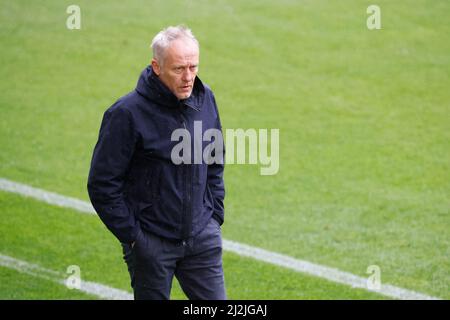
[87, 102, 139, 244]
[208, 92, 225, 225]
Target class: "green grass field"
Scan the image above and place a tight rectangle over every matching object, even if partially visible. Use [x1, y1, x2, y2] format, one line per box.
[0, 0, 448, 299]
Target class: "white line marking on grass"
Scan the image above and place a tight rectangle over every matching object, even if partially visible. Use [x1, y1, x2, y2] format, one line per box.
[222, 240, 439, 300]
[0, 253, 133, 300]
[0, 178, 94, 214]
[0, 177, 441, 300]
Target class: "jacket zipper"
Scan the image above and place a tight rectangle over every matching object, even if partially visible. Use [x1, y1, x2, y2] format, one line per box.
[177, 103, 196, 243]
[178, 108, 189, 242]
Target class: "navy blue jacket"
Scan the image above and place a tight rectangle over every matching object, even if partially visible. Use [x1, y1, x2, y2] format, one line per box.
[87, 66, 225, 244]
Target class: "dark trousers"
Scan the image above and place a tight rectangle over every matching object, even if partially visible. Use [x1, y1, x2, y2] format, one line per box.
[121, 217, 226, 300]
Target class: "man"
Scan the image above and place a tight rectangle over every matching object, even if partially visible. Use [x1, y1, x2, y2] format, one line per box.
[87, 25, 226, 300]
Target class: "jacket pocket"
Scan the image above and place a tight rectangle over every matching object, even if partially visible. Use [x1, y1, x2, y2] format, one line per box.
[138, 165, 162, 216]
[151, 166, 161, 201]
[134, 167, 153, 212]
[204, 184, 214, 210]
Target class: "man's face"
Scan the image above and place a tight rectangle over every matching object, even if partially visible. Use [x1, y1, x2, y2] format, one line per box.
[152, 38, 199, 100]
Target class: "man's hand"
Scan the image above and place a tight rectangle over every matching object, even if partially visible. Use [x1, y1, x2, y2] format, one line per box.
[131, 241, 135, 248]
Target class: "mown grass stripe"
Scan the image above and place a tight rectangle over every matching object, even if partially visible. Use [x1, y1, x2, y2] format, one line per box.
[0, 177, 440, 300]
[0, 253, 133, 300]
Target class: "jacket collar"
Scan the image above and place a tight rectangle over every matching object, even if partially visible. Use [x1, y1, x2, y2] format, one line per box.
[135, 65, 204, 111]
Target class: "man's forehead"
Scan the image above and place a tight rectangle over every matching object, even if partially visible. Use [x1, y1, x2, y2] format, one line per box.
[166, 39, 199, 63]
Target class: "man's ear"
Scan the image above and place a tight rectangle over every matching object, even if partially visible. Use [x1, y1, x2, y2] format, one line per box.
[151, 58, 161, 76]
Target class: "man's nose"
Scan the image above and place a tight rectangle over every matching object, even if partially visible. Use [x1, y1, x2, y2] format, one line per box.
[182, 69, 194, 82]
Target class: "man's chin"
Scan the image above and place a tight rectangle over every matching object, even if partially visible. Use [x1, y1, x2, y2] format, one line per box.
[177, 92, 192, 100]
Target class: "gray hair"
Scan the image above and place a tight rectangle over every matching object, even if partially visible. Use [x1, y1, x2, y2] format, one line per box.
[151, 25, 199, 64]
